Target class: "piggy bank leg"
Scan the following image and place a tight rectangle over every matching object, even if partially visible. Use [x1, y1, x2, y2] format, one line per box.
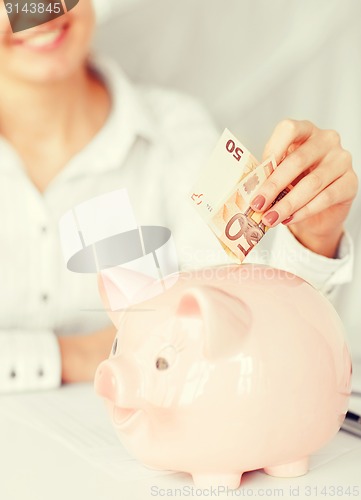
[192, 473, 242, 490]
[264, 457, 308, 478]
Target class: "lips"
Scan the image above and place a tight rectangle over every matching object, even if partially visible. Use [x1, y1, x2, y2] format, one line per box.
[113, 406, 142, 428]
[11, 22, 69, 50]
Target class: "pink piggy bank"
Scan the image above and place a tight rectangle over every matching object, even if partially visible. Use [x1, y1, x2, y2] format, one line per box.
[94, 264, 351, 489]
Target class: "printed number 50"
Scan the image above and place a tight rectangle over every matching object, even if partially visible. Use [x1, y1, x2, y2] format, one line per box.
[226, 140, 243, 162]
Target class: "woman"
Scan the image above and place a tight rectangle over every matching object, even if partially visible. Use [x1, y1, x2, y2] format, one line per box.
[0, 0, 357, 392]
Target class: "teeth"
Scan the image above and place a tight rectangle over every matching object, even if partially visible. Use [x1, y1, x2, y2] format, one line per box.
[22, 29, 63, 48]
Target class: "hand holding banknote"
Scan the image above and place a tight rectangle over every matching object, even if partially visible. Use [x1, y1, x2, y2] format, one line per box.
[191, 120, 358, 263]
[250, 119, 358, 258]
[190, 129, 291, 263]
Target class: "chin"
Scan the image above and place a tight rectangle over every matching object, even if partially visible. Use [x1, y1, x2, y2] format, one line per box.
[3, 55, 87, 85]
[16, 56, 88, 84]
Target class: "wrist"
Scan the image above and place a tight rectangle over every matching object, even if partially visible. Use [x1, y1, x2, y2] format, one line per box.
[288, 225, 344, 258]
[58, 335, 85, 384]
[58, 327, 115, 384]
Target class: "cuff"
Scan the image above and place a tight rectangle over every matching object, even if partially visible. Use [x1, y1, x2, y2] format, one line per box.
[267, 224, 353, 295]
[0, 331, 61, 394]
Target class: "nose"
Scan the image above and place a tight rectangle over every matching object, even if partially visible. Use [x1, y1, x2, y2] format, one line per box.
[94, 362, 117, 402]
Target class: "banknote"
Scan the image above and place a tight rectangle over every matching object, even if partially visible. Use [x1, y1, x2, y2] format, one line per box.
[190, 129, 290, 262]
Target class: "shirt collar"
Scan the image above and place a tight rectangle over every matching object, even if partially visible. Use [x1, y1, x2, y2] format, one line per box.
[93, 54, 158, 144]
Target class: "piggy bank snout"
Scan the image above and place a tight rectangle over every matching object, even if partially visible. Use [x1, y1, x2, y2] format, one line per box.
[94, 359, 144, 406]
[94, 362, 118, 402]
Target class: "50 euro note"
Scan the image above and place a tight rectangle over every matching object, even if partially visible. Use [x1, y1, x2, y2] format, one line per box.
[190, 129, 290, 263]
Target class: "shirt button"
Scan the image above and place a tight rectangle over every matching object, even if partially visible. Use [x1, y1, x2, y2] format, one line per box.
[41, 293, 49, 303]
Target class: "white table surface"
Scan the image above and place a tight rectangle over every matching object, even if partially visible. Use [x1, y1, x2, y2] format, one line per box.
[1, 382, 360, 500]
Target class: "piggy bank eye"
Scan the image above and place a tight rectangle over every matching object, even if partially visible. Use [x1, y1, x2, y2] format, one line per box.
[155, 357, 169, 370]
[112, 337, 118, 356]
[155, 345, 177, 371]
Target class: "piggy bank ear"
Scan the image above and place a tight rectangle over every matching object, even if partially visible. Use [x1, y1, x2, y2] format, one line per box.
[98, 264, 179, 328]
[97, 268, 156, 328]
[176, 286, 252, 360]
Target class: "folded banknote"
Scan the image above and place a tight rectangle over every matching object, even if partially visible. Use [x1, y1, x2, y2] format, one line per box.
[190, 129, 290, 262]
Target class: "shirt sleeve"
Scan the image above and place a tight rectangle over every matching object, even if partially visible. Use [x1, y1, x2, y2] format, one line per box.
[0, 330, 61, 394]
[246, 224, 353, 298]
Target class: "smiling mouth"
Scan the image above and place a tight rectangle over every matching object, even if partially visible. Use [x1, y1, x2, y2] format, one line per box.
[113, 406, 141, 428]
[11, 22, 69, 50]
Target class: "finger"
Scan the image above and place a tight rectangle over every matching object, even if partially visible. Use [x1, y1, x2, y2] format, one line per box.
[290, 171, 358, 224]
[283, 170, 358, 225]
[260, 161, 345, 227]
[262, 119, 315, 163]
[251, 136, 330, 213]
[261, 165, 347, 227]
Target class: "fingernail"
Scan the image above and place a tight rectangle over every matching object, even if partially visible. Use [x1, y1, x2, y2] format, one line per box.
[282, 216, 294, 225]
[263, 211, 279, 226]
[251, 195, 266, 211]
